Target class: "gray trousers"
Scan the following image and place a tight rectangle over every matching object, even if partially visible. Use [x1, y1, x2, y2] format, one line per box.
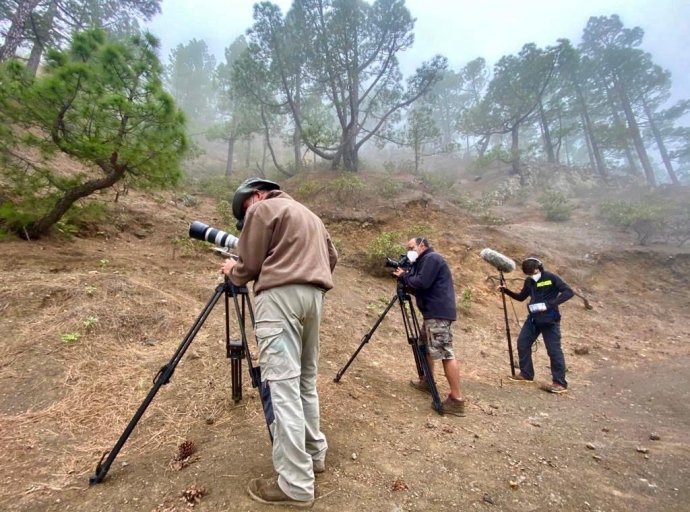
[254, 284, 328, 501]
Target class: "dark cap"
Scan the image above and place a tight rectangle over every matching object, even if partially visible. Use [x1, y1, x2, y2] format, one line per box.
[231, 177, 280, 224]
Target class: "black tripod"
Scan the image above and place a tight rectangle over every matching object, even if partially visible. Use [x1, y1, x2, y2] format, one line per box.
[334, 280, 444, 415]
[89, 277, 272, 485]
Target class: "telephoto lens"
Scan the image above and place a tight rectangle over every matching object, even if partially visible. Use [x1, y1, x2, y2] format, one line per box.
[189, 221, 239, 249]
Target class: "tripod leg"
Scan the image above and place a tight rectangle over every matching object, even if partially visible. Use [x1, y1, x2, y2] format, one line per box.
[90, 285, 225, 485]
[401, 298, 444, 415]
[334, 294, 398, 382]
[500, 271, 517, 377]
[225, 288, 243, 403]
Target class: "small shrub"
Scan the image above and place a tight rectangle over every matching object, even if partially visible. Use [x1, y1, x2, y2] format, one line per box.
[180, 192, 199, 207]
[295, 180, 321, 200]
[451, 193, 476, 211]
[172, 236, 211, 258]
[215, 200, 238, 233]
[405, 224, 433, 240]
[458, 288, 473, 312]
[376, 176, 402, 199]
[478, 210, 507, 226]
[83, 316, 99, 330]
[598, 197, 668, 246]
[331, 237, 344, 255]
[327, 173, 366, 206]
[198, 177, 242, 200]
[420, 172, 455, 195]
[61, 333, 81, 343]
[362, 231, 405, 277]
[539, 191, 574, 222]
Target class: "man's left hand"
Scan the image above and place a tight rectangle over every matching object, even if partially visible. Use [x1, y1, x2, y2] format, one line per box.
[221, 258, 236, 276]
[393, 268, 406, 278]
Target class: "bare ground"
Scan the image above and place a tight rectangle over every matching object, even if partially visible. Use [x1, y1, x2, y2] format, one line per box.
[1, 182, 689, 512]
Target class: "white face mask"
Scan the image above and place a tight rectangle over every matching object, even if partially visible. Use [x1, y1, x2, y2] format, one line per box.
[531, 272, 542, 281]
[406, 250, 419, 263]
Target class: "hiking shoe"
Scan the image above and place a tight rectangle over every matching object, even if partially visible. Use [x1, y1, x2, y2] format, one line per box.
[441, 395, 466, 417]
[508, 373, 533, 383]
[410, 378, 434, 395]
[313, 459, 325, 474]
[546, 383, 568, 394]
[247, 477, 314, 508]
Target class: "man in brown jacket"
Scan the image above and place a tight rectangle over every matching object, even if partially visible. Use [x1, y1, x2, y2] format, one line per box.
[221, 178, 338, 508]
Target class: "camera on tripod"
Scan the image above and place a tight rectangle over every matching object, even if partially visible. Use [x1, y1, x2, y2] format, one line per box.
[385, 254, 412, 271]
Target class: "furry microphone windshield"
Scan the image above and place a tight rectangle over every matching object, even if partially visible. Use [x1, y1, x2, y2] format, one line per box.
[480, 248, 516, 273]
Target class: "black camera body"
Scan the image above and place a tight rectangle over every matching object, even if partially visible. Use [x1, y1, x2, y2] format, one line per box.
[385, 254, 413, 271]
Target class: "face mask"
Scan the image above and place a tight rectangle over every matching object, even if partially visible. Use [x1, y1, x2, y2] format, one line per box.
[531, 272, 541, 281]
[406, 250, 418, 263]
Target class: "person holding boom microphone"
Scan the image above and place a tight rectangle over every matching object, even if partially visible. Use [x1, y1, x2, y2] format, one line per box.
[221, 178, 338, 508]
[393, 237, 466, 416]
[499, 257, 574, 394]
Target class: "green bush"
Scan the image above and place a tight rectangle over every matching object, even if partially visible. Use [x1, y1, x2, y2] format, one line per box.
[375, 176, 402, 199]
[331, 237, 344, 255]
[539, 191, 574, 222]
[362, 231, 405, 277]
[458, 288, 473, 313]
[327, 173, 366, 206]
[198, 176, 241, 200]
[171, 236, 212, 258]
[405, 224, 433, 240]
[295, 180, 321, 200]
[420, 172, 455, 195]
[478, 210, 507, 226]
[215, 200, 239, 234]
[598, 198, 668, 246]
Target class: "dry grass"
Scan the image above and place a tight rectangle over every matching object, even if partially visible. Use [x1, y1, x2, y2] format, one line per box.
[0, 234, 263, 499]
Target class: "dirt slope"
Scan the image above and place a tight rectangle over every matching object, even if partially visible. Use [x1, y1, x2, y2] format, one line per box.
[1, 180, 689, 512]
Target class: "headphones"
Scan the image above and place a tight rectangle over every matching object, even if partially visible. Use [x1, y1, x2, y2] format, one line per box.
[523, 257, 544, 272]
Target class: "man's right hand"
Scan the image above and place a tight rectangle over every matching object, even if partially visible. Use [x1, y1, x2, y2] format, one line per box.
[497, 285, 506, 293]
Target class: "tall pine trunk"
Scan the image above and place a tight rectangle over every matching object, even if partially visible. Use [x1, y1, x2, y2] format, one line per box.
[643, 98, 679, 185]
[575, 82, 606, 175]
[225, 137, 235, 177]
[26, 0, 57, 76]
[580, 112, 596, 174]
[0, 0, 42, 61]
[617, 82, 656, 187]
[245, 135, 252, 168]
[538, 99, 556, 163]
[606, 86, 639, 176]
[510, 125, 520, 175]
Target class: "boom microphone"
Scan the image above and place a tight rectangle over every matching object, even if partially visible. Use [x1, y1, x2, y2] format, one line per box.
[480, 248, 516, 273]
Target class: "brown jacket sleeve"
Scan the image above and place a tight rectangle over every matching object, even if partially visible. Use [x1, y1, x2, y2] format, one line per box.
[230, 208, 271, 286]
[327, 236, 338, 273]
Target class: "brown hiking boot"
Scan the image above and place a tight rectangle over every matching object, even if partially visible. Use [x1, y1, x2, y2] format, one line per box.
[313, 459, 325, 474]
[441, 395, 466, 417]
[508, 373, 533, 383]
[410, 378, 434, 395]
[247, 477, 314, 508]
[545, 383, 568, 394]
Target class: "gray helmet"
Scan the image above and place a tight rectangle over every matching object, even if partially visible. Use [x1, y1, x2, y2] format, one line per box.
[232, 177, 281, 223]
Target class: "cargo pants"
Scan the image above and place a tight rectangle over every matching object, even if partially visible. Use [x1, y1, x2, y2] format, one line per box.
[253, 283, 328, 501]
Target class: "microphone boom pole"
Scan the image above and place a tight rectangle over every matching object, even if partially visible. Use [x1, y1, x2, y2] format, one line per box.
[499, 270, 516, 377]
[480, 248, 517, 377]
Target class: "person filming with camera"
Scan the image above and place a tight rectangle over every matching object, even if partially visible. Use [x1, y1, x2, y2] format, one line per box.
[393, 237, 466, 417]
[220, 178, 338, 508]
[499, 257, 574, 394]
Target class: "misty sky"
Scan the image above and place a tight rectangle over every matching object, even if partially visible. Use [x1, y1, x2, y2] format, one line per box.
[147, 0, 690, 103]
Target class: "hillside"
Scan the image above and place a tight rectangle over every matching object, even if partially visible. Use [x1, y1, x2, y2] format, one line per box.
[0, 170, 689, 512]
